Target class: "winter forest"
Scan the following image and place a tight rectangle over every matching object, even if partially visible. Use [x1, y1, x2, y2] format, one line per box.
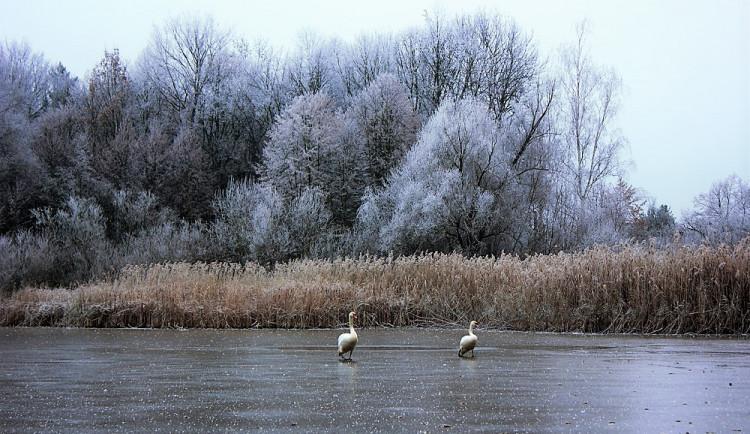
[1, 10, 749, 293]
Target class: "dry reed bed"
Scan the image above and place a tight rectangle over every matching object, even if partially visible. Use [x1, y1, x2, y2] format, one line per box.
[1, 242, 749, 333]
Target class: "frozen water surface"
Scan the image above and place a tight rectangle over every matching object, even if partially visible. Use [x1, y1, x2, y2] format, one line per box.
[1, 328, 748, 432]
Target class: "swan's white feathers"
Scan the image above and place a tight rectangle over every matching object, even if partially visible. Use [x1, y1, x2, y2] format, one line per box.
[337, 311, 358, 358]
[459, 334, 477, 355]
[337, 332, 357, 354]
[458, 320, 478, 357]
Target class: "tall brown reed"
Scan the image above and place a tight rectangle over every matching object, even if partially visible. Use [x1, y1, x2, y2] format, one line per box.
[2, 241, 748, 333]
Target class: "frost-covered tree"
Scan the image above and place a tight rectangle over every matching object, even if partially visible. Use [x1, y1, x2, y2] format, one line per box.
[242, 39, 289, 137]
[0, 116, 45, 232]
[261, 91, 350, 219]
[394, 28, 422, 114]
[357, 97, 512, 255]
[140, 14, 234, 127]
[86, 49, 130, 149]
[140, 14, 262, 182]
[197, 55, 262, 184]
[84, 49, 138, 194]
[417, 9, 456, 116]
[29, 105, 86, 206]
[450, 11, 538, 122]
[498, 78, 557, 254]
[45, 63, 80, 110]
[632, 203, 676, 243]
[348, 73, 420, 186]
[393, 9, 538, 122]
[542, 22, 630, 250]
[261, 92, 338, 195]
[286, 30, 344, 99]
[683, 174, 750, 245]
[336, 33, 396, 99]
[329, 118, 368, 226]
[0, 40, 50, 119]
[151, 128, 213, 221]
[0, 41, 52, 233]
[558, 22, 626, 203]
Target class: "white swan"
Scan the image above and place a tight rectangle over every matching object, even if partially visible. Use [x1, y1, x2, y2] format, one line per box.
[337, 311, 358, 360]
[458, 320, 478, 358]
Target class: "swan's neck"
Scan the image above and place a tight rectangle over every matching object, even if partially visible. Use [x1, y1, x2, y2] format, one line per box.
[349, 317, 356, 335]
[468, 323, 475, 336]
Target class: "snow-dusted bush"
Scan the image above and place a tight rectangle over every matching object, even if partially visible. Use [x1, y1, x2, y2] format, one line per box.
[30, 196, 113, 285]
[211, 179, 287, 263]
[683, 174, 750, 245]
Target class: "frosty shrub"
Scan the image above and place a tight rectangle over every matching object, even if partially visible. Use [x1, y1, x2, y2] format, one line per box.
[31, 196, 113, 286]
[0, 231, 53, 292]
[115, 219, 206, 267]
[108, 190, 173, 242]
[285, 187, 333, 259]
[211, 179, 288, 264]
[212, 179, 338, 264]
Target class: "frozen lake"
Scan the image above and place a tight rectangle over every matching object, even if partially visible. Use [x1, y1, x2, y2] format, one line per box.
[1, 328, 749, 432]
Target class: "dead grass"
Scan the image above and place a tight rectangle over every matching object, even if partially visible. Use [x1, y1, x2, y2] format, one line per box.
[2, 241, 749, 333]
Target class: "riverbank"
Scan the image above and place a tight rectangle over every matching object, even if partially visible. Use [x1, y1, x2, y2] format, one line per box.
[1, 242, 748, 333]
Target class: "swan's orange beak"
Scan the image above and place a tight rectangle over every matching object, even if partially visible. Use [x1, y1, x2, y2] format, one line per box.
[354, 314, 358, 320]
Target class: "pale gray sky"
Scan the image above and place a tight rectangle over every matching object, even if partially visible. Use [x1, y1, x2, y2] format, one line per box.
[2, 0, 748, 215]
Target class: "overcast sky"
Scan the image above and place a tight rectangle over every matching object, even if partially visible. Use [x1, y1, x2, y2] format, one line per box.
[2, 0, 748, 215]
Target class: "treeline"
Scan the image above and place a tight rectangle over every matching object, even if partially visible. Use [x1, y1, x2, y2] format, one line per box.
[1, 10, 748, 292]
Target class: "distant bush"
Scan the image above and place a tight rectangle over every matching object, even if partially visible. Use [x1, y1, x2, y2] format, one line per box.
[114, 219, 207, 268]
[28, 196, 113, 287]
[210, 180, 290, 264]
[0, 192, 206, 293]
[211, 179, 338, 265]
[0, 230, 54, 291]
